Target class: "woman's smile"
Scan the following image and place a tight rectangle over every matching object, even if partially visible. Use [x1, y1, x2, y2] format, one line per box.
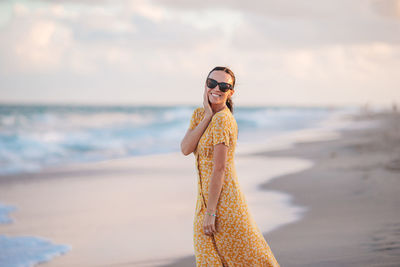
[209, 92, 223, 101]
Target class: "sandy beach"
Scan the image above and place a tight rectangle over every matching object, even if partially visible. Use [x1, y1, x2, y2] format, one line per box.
[1, 108, 399, 267]
[257, 109, 400, 267]
[161, 108, 400, 267]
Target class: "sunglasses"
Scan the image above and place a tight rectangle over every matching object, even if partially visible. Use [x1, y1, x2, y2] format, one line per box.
[206, 78, 233, 92]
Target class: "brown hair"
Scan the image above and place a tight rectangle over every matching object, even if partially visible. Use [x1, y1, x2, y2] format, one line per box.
[207, 66, 236, 114]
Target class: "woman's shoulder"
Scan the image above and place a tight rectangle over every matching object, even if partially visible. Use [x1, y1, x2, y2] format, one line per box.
[193, 106, 204, 114]
[211, 108, 234, 126]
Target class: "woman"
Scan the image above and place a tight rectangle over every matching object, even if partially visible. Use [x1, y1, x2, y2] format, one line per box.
[180, 66, 280, 266]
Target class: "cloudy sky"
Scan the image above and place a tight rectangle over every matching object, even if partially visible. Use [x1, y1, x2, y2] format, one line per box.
[0, 0, 399, 107]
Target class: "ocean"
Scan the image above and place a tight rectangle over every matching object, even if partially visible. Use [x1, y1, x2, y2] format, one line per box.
[0, 104, 352, 176]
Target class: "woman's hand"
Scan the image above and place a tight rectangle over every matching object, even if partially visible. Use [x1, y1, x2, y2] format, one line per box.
[203, 213, 217, 236]
[203, 85, 213, 119]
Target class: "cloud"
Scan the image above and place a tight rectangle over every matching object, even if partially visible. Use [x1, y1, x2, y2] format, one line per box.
[154, 0, 400, 47]
[0, 0, 221, 75]
[0, 18, 73, 73]
[0, 0, 399, 106]
[371, 0, 400, 19]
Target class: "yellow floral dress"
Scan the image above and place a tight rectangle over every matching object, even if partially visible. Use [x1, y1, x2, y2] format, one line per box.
[189, 106, 280, 267]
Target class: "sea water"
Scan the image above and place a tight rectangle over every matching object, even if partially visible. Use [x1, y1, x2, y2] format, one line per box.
[0, 104, 355, 176]
[0, 203, 71, 267]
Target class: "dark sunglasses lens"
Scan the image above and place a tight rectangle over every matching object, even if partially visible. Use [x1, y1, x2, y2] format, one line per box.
[219, 83, 231, 92]
[207, 78, 217, 88]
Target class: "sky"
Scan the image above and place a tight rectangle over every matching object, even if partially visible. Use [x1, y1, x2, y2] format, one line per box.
[0, 0, 399, 107]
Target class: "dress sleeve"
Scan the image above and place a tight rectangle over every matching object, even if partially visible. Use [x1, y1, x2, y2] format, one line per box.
[189, 107, 201, 130]
[211, 112, 231, 147]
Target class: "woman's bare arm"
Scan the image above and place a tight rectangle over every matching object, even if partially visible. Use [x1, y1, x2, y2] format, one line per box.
[180, 114, 212, 155]
[180, 86, 214, 156]
[206, 143, 228, 213]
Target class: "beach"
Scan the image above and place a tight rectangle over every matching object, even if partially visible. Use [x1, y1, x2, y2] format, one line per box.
[258, 109, 400, 266]
[162, 108, 400, 267]
[0, 147, 311, 266]
[1, 0, 399, 265]
[0, 107, 399, 266]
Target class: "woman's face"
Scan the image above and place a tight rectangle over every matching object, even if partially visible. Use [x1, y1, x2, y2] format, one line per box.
[206, 70, 234, 105]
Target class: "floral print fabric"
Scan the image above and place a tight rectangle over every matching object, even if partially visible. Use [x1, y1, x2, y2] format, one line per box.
[189, 106, 280, 267]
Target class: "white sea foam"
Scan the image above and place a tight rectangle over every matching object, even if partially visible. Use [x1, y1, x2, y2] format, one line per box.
[0, 204, 71, 267]
[0, 104, 347, 176]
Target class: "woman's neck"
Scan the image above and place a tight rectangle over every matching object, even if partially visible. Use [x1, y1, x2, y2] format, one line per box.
[211, 103, 227, 114]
